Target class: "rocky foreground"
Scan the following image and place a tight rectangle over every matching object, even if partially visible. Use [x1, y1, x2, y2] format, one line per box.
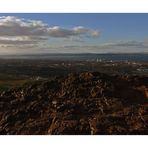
[0, 72, 148, 135]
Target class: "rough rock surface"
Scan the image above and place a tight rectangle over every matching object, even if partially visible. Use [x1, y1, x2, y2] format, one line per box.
[0, 72, 148, 135]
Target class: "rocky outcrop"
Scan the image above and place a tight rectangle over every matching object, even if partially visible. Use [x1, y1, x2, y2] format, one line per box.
[0, 72, 148, 135]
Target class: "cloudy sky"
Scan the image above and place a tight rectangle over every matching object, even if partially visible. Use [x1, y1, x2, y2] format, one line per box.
[0, 13, 148, 55]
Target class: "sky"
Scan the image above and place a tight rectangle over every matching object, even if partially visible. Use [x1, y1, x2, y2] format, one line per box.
[0, 13, 148, 54]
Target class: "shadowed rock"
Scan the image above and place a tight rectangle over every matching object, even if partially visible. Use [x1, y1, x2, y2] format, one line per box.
[0, 72, 148, 135]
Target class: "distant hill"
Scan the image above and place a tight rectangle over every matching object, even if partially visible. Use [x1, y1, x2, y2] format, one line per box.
[1, 53, 148, 61]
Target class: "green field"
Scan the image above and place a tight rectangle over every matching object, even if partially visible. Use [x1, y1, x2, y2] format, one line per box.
[0, 79, 36, 91]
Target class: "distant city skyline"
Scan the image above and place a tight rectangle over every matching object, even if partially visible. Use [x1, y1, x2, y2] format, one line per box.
[0, 13, 148, 55]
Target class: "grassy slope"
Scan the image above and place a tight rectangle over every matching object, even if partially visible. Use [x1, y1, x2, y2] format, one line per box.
[0, 79, 36, 91]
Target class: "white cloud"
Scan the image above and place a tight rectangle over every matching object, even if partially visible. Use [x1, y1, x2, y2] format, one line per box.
[0, 16, 48, 36]
[47, 26, 99, 38]
[0, 16, 99, 50]
[52, 40, 148, 53]
[1, 16, 146, 54]
[100, 40, 147, 49]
